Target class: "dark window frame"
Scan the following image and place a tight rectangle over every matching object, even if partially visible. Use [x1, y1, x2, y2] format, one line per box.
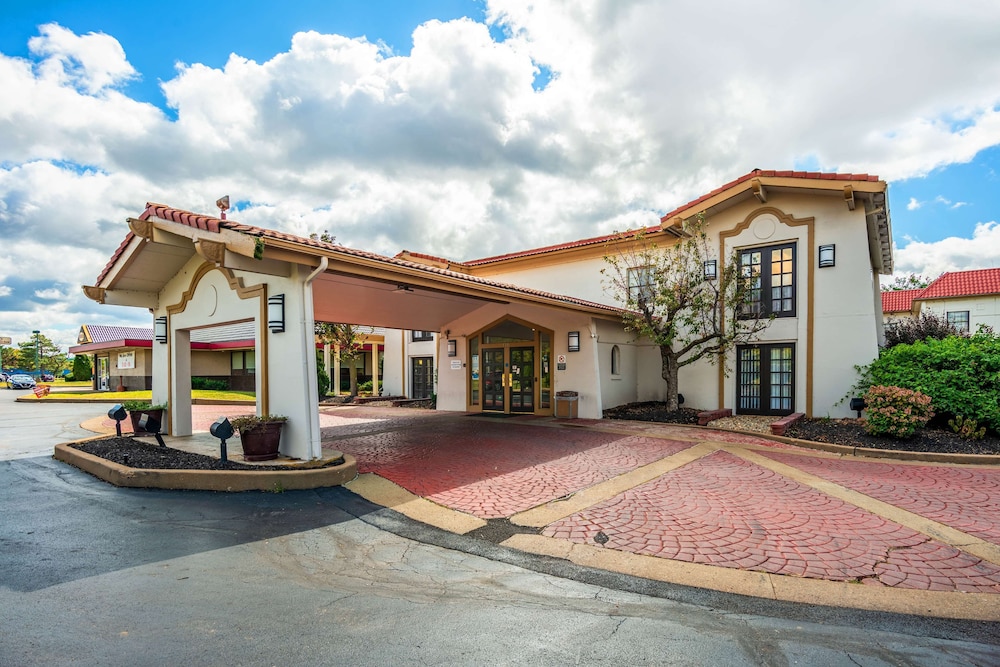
[946, 311, 970, 333]
[411, 356, 434, 399]
[739, 242, 796, 318]
[736, 343, 795, 416]
[411, 330, 434, 342]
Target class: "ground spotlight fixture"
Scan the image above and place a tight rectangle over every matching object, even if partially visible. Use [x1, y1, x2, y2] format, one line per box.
[267, 294, 285, 333]
[568, 331, 581, 352]
[447, 339, 457, 357]
[818, 244, 836, 268]
[154, 316, 168, 344]
[108, 404, 127, 437]
[849, 397, 865, 418]
[139, 413, 166, 447]
[210, 416, 235, 462]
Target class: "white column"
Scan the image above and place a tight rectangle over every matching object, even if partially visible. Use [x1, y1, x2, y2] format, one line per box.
[171, 328, 192, 436]
[333, 343, 341, 396]
[373, 345, 380, 396]
[323, 342, 331, 396]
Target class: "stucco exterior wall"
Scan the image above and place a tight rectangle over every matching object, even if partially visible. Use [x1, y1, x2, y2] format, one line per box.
[920, 295, 1000, 333]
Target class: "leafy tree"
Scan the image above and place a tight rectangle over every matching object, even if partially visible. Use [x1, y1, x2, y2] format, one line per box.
[881, 273, 932, 292]
[71, 354, 93, 381]
[309, 231, 336, 243]
[16, 333, 65, 374]
[602, 215, 771, 411]
[883, 311, 966, 348]
[315, 322, 372, 397]
[1, 346, 21, 370]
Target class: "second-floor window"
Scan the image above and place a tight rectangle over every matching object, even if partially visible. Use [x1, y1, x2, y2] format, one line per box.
[627, 266, 655, 305]
[412, 331, 434, 342]
[740, 243, 796, 318]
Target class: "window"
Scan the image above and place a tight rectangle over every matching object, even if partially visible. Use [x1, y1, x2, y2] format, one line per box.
[611, 345, 621, 376]
[412, 331, 434, 342]
[737, 344, 794, 416]
[947, 311, 970, 333]
[627, 266, 655, 304]
[231, 350, 255, 375]
[740, 243, 795, 317]
[411, 357, 434, 399]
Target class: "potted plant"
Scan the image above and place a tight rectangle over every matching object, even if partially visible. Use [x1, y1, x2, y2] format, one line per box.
[122, 400, 168, 434]
[230, 414, 287, 461]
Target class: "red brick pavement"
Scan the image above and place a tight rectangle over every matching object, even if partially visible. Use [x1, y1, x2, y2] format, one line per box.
[338, 418, 696, 518]
[541, 450, 1000, 593]
[760, 452, 1000, 545]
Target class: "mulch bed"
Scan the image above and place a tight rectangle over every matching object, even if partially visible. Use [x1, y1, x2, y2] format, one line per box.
[71, 437, 327, 471]
[604, 402, 1000, 456]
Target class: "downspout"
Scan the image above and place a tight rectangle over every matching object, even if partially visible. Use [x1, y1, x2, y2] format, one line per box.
[302, 257, 328, 459]
[588, 320, 603, 418]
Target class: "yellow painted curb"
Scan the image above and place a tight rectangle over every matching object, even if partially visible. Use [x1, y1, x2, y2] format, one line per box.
[53, 443, 357, 492]
[501, 534, 1000, 621]
[345, 473, 487, 535]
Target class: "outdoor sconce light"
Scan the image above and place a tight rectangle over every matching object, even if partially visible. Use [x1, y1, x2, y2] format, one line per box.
[154, 316, 167, 344]
[703, 260, 717, 280]
[568, 331, 581, 352]
[210, 416, 235, 462]
[447, 339, 457, 357]
[267, 294, 285, 333]
[138, 413, 166, 447]
[818, 244, 836, 268]
[849, 397, 865, 418]
[108, 404, 127, 437]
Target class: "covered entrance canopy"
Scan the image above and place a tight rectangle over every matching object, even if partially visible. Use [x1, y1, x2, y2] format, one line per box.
[84, 203, 622, 459]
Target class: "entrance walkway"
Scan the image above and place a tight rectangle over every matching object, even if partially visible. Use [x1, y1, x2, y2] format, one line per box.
[326, 407, 1000, 618]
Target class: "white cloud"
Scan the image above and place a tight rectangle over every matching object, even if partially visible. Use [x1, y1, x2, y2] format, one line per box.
[2, 4, 1000, 345]
[893, 221, 1000, 279]
[0, 285, 11, 297]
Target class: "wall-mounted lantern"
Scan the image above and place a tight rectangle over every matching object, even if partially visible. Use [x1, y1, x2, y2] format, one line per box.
[268, 294, 285, 333]
[154, 316, 167, 344]
[703, 260, 718, 280]
[447, 339, 457, 357]
[568, 331, 581, 352]
[818, 244, 836, 268]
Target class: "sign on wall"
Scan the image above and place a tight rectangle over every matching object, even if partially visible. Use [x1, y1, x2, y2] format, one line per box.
[117, 351, 135, 370]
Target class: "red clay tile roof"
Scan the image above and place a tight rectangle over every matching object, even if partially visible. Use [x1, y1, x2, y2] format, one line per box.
[394, 250, 465, 266]
[919, 268, 1000, 300]
[881, 289, 921, 314]
[464, 169, 881, 266]
[96, 203, 625, 316]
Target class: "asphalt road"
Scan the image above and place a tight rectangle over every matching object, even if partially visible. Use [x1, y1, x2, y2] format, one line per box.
[1, 394, 999, 665]
[0, 385, 114, 459]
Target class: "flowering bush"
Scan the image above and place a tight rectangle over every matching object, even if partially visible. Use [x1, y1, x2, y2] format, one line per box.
[863, 385, 934, 439]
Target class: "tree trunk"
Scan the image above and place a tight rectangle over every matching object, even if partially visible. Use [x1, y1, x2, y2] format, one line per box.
[660, 345, 681, 411]
[348, 363, 358, 397]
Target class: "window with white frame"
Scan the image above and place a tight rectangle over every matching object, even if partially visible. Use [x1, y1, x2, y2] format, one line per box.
[627, 266, 655, 305]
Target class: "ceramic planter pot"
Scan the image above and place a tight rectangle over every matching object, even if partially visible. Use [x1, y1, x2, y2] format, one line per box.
[239, 421, 285, 461]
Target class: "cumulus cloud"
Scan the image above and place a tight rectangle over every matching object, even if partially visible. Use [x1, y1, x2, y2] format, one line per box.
[893, 221, 1000, 279]
[0, 286, 12, 297]
[3, 2, 1000, 348]
[907, 197, 922, 210]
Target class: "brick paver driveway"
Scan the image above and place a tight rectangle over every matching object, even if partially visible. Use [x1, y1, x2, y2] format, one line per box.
[324, 407, 1000, 594]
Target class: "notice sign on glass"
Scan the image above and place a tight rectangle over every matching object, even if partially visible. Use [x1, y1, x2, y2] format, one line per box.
[117, 351, 135, 370]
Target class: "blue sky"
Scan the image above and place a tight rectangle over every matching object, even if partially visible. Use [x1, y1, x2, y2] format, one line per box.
[2, 1, 1000, 351]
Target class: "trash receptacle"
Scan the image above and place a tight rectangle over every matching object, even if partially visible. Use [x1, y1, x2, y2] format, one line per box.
[554, 390, 579, 419]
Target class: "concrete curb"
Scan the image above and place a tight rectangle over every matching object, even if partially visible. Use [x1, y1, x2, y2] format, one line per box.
[17, 396, 255, 406]
[53, 443, 358, 492]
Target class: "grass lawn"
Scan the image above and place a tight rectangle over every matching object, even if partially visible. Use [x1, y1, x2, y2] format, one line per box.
[29, 389, 255, 402]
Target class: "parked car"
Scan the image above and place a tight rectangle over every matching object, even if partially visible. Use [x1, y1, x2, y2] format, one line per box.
[8, 374, 37, 390]
[39, 372, 55, 382]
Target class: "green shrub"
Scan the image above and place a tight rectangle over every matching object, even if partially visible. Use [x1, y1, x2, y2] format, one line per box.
[192, 377, 229, 391]
[71, 354, 93, 382]
[857, 330, 1000, 432]
[863, 385, 934, 439]
[948, 416, 987, 440]
[358, 380, 373, 393]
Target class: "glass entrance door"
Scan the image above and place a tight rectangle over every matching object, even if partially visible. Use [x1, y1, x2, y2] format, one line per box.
[509, 347, 534, 412]
[482, 348, 506, 411]
[481, 346, 535, 413]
